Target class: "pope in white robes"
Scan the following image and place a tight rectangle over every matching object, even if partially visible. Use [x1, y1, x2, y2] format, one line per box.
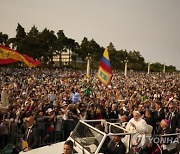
[126, 111, 148, 133]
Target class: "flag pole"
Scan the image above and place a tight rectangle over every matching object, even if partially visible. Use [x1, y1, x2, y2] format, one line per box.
[86, 53, 91, 82]
[163, 63, 166, 73]
[148, 62, 151, 74]
[124, 58, 128, 76]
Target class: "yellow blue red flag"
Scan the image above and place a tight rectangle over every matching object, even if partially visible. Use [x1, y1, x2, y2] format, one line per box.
[97, 48, 112, 86]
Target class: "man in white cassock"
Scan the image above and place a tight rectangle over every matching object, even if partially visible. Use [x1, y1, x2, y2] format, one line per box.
[122, 111, 148, 153]
[126, 111, 148, 133]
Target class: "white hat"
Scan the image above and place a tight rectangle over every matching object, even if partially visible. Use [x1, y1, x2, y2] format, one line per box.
[133, 110, 141, 115]
[47, 108, 53, 113]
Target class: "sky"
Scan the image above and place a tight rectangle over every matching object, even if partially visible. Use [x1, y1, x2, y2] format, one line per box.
[0, 0, 180, 70]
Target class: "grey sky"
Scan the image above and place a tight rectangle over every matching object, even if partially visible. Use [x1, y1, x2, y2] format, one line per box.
[0, 0, 180, 70]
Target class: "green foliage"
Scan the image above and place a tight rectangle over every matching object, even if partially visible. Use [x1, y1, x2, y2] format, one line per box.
[166, 65, 176, 72]
[0, 24, 177, 72]
[127, 51, 146, 71]
[107, 42, 116, 51]
[38, 28, 57, 66]
[77, 37, 102, 69]
[109, 49, 128, 70]
[15, 23, 26, 52]
[150, 63, 176, 72]
[0, 32, 9, 46]
[150, 62, 163, 72]
[16, 23, 26, 39]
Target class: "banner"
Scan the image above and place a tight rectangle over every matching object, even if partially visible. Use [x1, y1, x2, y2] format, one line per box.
[0, 45, 41, 67]
[97, 48, 112, 86]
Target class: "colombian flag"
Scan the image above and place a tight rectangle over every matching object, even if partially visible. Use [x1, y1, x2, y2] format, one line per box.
[97, 48, 112, 86]
[0, 45, 41, 67]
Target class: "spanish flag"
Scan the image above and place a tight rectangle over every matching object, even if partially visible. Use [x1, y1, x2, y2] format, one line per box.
[0, 45, 41, 67]
[97, 48, 112, 86]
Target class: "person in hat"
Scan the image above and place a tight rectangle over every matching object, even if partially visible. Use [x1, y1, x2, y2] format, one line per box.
[157, 119, 170, 134]
[126, 111, 148, 133]
[156, 119, 177, 154]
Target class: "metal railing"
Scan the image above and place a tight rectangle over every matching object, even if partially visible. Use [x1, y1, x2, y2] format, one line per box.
[0, 119, 77, 152]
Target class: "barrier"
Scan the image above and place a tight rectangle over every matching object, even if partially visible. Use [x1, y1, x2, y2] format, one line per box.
[0, 119, 77, 152]
[0, 119, 179, 153]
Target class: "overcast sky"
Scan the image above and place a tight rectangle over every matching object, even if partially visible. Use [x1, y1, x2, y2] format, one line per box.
[0, 0, 180, 70]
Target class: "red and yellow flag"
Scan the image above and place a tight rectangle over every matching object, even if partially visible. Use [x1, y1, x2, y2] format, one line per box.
[0, 45, 41, 67]
[97, 48, 112, 86]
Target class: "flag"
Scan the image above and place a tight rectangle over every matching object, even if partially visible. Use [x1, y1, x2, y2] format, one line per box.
[97, 48, 112, 86]
[0, 44, 41, 67]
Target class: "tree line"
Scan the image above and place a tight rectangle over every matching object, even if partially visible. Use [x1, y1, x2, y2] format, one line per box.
[0, 23, 177, 72]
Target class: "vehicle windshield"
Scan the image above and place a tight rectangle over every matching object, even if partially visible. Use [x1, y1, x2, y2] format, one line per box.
[70, 121, 105, 153]
[69, 120, 133, 154]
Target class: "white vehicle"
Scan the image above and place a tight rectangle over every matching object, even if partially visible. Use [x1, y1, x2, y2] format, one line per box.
[20, 119, 153, 154]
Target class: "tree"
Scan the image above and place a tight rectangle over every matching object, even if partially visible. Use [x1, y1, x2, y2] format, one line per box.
[127, 50, 145, 71]
[25, 26, 40, 58]
[55, 30, 68, 67]
[0, 32, 9, 46]
[151, 62, 163, 72]
[65, 38, 78, 66]
[88, 39, 102, 68]
[71, 41, 80, 68]
[107, 42, 116, 51]
[0, 24, 177, 71]
[16, 23, 26, 39]
[39, 28, 57, 66]
[77, 37, 102, 69]
[8, 23, 26, 53]
[15, 23, 26, 52]
[166, 65, 176, 72]
[109, 50, 128, 70]
[78, 38, 101, 60]
[78, 37, 90, 61]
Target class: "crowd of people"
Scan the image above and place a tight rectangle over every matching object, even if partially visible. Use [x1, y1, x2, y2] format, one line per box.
[0, 67, 180, 153]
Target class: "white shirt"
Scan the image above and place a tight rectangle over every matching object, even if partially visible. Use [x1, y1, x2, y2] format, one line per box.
[126, 117, 148, 133]
[26, 126, 33, 140]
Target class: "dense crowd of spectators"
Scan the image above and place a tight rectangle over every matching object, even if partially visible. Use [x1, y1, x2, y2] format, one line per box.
[0, 68, 179, 153]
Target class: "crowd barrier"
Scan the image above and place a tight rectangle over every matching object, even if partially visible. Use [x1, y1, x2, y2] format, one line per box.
[0, 119, 179, 153]
[0, 119, 77, 152]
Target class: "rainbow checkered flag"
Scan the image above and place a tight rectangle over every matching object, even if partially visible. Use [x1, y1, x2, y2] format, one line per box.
[97, 48, 112, 86]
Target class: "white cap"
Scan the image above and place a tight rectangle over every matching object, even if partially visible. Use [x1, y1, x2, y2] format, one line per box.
[47, 108, 53, 113]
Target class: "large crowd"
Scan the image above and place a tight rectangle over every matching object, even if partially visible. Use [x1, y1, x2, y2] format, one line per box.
[0, 68, 180, 153]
